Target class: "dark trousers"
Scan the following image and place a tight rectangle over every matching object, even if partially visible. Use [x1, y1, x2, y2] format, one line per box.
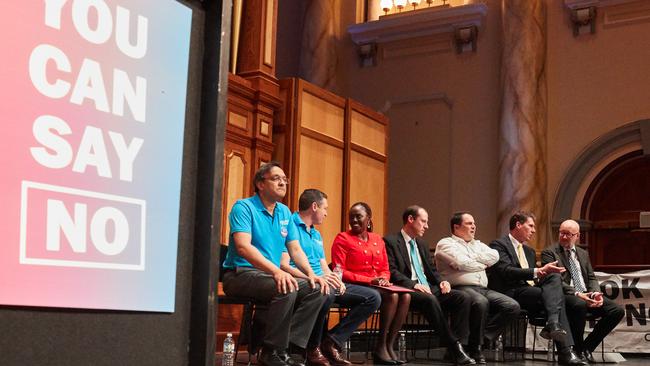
[222, 267, 326, 350]
[308, 284, 381, 348]
[565, 295, 624, 352]
[507, 273, 575, 348]
[455, 285, 520, 346]
[410, 288, 471, 345]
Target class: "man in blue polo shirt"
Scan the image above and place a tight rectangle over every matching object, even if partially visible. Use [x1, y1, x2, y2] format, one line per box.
[223, 162, 327, 366]
[280, 189, 381, 366]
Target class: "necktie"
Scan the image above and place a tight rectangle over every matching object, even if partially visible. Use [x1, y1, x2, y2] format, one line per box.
[517, 243, 535, 286]
[409, 239, 429, 287]
[566, 248, 586, 293]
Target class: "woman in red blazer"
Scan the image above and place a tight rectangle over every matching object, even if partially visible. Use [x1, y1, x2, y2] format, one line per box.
[331, 202, 411, 365]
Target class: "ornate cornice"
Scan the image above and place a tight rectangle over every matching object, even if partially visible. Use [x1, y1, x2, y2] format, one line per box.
[347, 3, 487, 46]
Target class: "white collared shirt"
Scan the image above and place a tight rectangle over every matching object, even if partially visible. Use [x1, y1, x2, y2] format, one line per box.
[401, 229, 424, 282]
[434, 234, 498, 287]
[509, 234, 538, 278]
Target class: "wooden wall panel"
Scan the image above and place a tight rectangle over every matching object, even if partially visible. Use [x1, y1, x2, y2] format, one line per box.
[350, 110, 387, 155]
[349, 151, 386, 235]
[222, 142, 251, 244]
[298, 135, 344, 259]
[301, 91, 345, 142]
[275, 78, 388, 256]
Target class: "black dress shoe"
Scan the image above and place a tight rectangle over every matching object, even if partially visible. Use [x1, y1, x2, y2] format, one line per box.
[259, 347, 289, 366]
[449, 342, 476, 365]
[539, 321, 567, 342]
[278, 351, 306, 366]
[371, 353, 398, 365]
[558, 347, 588, 366]
[467, 346, 486, 365]
[582, 350, 595, 363]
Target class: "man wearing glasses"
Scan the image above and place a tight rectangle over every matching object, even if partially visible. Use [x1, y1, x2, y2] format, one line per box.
[488, 212, 586, 365]
[222, 162, 327, 366]
[542, 220, 624, 363]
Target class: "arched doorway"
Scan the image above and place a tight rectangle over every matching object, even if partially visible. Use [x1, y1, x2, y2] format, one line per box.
[581, 151, 650, 273]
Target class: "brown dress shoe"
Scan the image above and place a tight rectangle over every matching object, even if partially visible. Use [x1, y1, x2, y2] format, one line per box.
[320, 337, 352, 366]
[306, 347, 331, 366]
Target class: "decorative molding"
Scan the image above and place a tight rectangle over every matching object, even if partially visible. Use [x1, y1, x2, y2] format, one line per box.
[260, 120, 270, 137]
[564, 0, 639, 10]
[603, 0, 650, 26]
[382, 35, 452, 60]
[379, 92, 453, 114]
[564, 0, 650, 36]
[228, 111, 248, 130]
[552, 120, 647, 222]
[347, 3, 487, 46]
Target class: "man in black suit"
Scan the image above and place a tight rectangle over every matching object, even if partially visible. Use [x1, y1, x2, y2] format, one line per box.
[384, 206, 475, 365]
[541, 219, 624, 362]
[488, 212, 586, 365]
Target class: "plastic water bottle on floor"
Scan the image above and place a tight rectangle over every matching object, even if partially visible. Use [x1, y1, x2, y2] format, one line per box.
[495, 335, 504, 361]
[398, 332, 407, 361]
[546, 339, 554, 362]
[342, 338, 350, 359]
[223, 333, 235, 366]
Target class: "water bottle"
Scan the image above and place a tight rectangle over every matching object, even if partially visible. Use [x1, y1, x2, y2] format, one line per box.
[494, 334, 504, 361]
[342, 338, 350, 359]
[333, 264, 343, 295]
[398, 332, 407, 361]
[546, 339, 554, 361]
[223, 333, 235, 366]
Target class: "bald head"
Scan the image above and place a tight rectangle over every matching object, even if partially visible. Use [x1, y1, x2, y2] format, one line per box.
[558, 219, 580, 249]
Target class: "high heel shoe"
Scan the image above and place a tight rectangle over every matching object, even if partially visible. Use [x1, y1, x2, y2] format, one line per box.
[372, 353, 398, 365]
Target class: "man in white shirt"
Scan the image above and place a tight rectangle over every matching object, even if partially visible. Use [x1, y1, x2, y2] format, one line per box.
[435, 212, 520, 364]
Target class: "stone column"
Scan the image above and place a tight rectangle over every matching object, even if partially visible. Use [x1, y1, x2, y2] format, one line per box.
[498, 0, 549, 249]
[298, 0, 338, 91]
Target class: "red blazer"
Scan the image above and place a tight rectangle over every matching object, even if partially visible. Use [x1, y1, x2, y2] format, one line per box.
[331, 230, 390, 284]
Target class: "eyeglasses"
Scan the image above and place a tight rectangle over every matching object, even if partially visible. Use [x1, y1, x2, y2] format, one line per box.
[559, 231, 579, 238]
[265, 175, 290, 184]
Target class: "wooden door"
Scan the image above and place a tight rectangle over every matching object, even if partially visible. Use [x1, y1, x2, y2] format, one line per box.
[582, 151, 650, 272]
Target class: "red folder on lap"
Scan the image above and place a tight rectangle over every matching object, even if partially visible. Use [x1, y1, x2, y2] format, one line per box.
[370, 284, 414, 292]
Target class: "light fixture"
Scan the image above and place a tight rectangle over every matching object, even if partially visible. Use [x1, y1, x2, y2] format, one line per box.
[358, 43, 377, 68]
[380, 0, 393, 15]
[570, 6, 596, 36]
[454, 25, 478, 53]
[395, 0, 406, 12]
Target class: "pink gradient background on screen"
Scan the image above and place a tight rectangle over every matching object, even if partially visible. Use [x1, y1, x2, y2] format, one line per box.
[0, 1, 191, 311]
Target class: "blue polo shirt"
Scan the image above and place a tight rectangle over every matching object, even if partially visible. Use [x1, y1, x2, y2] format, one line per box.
[287, 212, 326, 276]
[223, 194, 298, 269]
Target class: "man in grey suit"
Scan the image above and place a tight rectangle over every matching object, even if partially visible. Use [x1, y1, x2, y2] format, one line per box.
[541, 219, 624, 362]
[384, 206, 475, 365]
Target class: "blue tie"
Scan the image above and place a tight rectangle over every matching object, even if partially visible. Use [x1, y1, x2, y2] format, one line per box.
[566, 248, 586, 293]
[409, 239, 429, 287]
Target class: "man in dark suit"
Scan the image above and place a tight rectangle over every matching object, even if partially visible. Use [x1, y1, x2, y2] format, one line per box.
[488, 212, 586, 365]
[384, 206, 475, 365]
[541, 219, 624, 362]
